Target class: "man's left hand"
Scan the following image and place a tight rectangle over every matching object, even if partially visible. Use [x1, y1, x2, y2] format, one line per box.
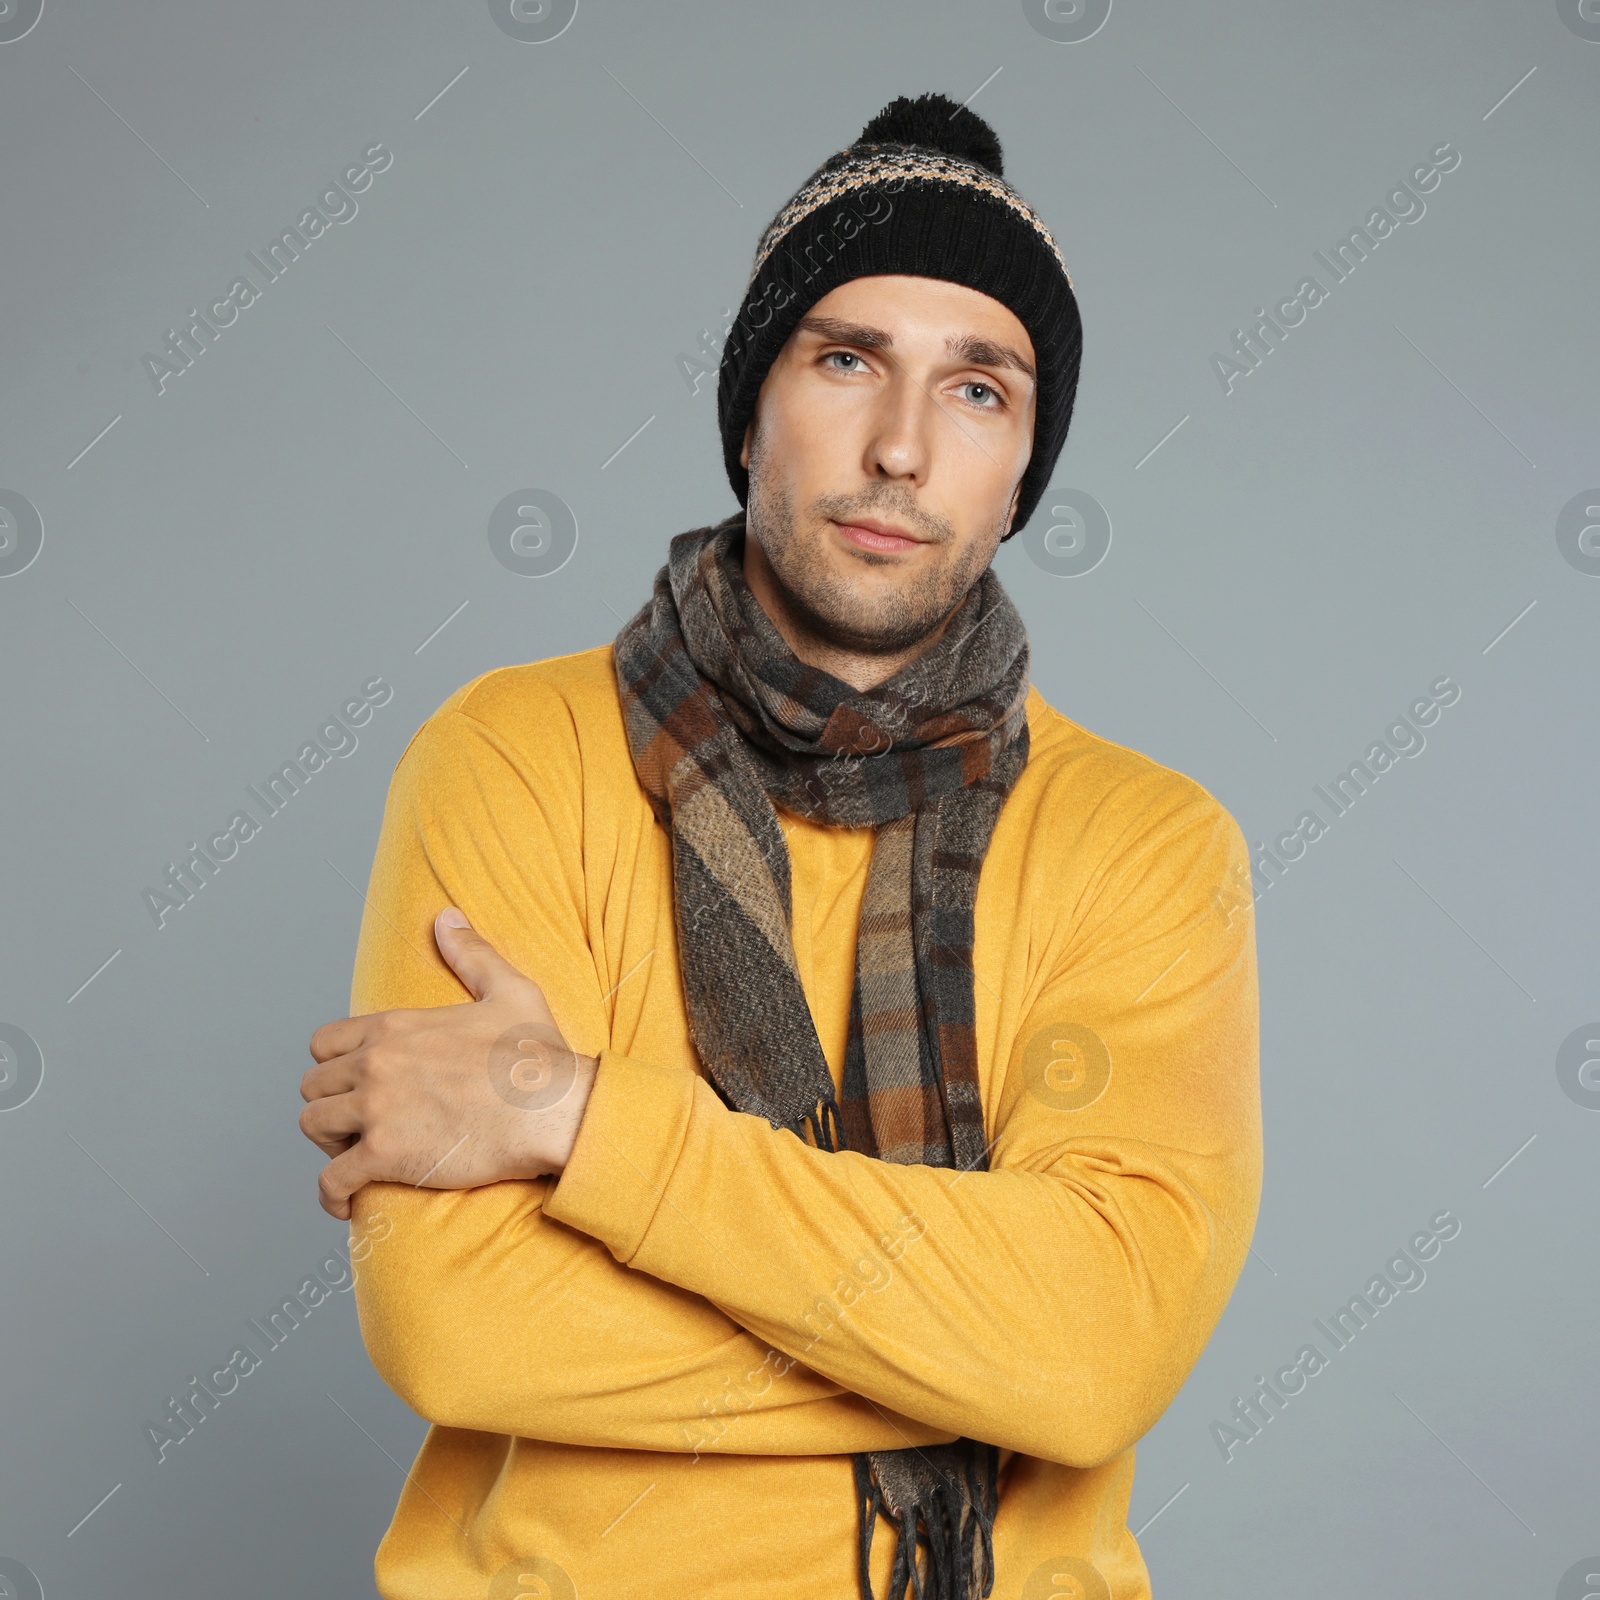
[299, 908, 597, 1220]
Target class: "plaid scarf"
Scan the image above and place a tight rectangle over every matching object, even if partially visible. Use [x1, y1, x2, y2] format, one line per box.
[613, 514, 1030, 1600]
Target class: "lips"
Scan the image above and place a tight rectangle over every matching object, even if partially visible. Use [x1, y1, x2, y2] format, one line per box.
[832, 519, 923, 554]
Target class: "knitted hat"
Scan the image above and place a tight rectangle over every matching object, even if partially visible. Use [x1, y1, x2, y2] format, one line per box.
[717, 91, 1082, 539]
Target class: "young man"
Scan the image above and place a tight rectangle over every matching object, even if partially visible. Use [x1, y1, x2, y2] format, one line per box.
[300, 93, 1261, 1600]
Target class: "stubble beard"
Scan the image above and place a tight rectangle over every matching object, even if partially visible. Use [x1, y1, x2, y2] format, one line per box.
[744, 428, 1005, 659]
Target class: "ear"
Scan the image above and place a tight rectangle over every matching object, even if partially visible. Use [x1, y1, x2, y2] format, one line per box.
[740, 417, 755, 471]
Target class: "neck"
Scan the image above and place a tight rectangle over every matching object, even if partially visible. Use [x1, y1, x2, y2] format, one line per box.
[740, 532, 954, 693]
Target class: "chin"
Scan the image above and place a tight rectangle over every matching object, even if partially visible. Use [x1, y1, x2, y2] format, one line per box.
[786, 574, 953, 657]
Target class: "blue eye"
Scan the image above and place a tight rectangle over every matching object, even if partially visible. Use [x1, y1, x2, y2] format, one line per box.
[962, 382, 999, 407]
[826, 351, 864, 371]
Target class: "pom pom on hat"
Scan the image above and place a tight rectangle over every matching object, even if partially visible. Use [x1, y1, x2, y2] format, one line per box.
[854, 92, 1005, 177]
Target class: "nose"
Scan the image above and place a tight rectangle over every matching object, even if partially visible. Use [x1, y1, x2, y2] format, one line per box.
[861, 363, 935, 487]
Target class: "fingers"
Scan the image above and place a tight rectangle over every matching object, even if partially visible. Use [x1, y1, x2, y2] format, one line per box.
[299, 1094, 364, 1149]
[316, 1144, 377, 1221]
[300, 1054, 360, 1103]
[433, 907, 539, 1006]
[309, 1008, 427, 1064]
[308, 1014, 367, 1064]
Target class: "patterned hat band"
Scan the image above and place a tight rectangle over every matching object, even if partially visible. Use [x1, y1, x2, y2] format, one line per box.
[751, 147, 1074, 291]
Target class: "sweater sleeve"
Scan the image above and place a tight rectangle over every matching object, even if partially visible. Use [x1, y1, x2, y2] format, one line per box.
[542, 781, 1264, 1470]
[345, 694, 954, 1457]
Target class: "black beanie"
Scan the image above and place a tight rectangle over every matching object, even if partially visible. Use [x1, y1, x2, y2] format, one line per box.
[717, 91, 1082, 539]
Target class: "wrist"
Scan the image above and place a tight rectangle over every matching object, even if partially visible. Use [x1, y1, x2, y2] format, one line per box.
[515, 1043, 601, 1184]
[494, 1032, 598, 1180]
[542, 1050, 599, 1175]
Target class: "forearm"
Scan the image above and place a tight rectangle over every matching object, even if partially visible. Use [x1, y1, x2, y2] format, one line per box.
[544, 1051, 1258, 1468]
[349, 1181, 956, 1456]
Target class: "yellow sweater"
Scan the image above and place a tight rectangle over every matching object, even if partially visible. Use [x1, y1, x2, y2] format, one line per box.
[347, 644, 1261, 1600]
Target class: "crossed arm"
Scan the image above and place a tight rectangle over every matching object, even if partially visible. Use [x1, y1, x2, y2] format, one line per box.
[300, 706, 1262, 1468]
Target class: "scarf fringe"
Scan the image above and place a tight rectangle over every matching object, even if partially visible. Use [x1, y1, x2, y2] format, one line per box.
[854, 1446, 999, 1600]
[799, 1095, 843, 1154]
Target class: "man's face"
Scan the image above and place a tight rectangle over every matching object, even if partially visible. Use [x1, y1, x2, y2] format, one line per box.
[739, 273, 1037, 659]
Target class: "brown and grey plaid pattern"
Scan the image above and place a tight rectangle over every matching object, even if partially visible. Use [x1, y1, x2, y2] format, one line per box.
[612, 515, 1029, 1600]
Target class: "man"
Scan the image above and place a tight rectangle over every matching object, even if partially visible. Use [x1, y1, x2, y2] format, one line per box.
[300, 92, 1261, 1600]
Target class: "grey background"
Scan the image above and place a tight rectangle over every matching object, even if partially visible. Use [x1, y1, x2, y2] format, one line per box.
[2, 0, 1596, 1595]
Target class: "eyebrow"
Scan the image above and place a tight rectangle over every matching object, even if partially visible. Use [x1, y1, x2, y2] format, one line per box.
[796, 314, 1037, 384]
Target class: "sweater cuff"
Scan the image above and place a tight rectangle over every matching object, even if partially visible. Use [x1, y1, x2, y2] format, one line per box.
[543, 1048, 695, 1263]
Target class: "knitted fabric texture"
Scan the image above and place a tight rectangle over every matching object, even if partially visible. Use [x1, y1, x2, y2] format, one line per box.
[612, 514, 1030, 1599]
[717, 91, 1082, 539]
